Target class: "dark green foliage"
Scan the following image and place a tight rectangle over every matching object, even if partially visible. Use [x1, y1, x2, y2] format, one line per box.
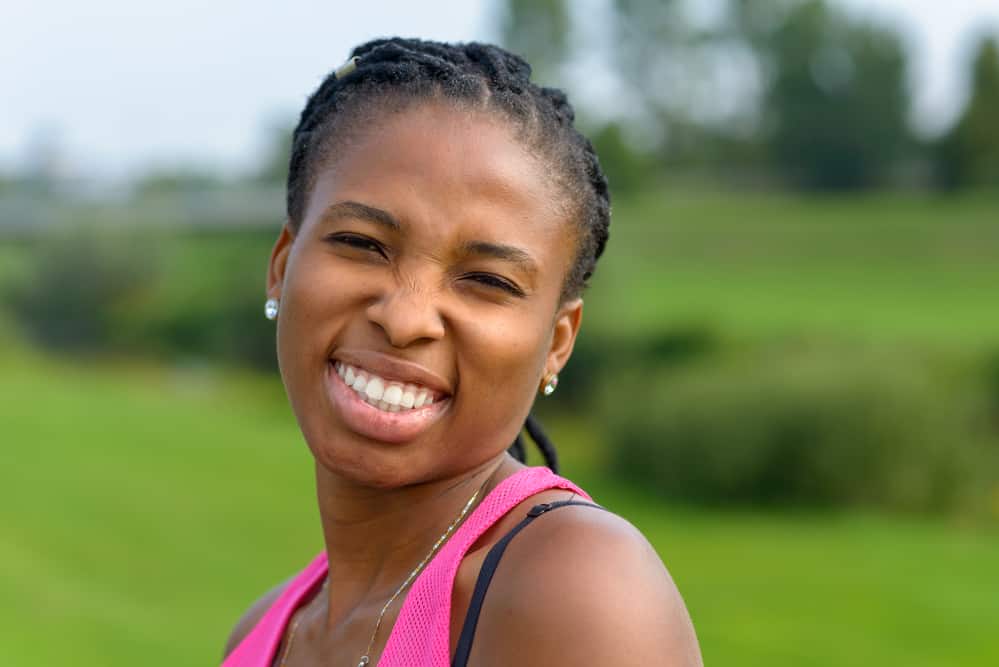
[3, 225, 278, 371]
[494, 0, 931, 190]
[5, 225, 160, 352]
[761, 1, 911, 190]
[553, 325, 720, 409]
[121, 231, 279, 371]
[133, 266, 277, 372]
[936, 36, 999, 190]
[603, 342, 996, 514]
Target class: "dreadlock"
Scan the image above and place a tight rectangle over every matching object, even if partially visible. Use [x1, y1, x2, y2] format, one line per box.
[286, 38, 611, 473]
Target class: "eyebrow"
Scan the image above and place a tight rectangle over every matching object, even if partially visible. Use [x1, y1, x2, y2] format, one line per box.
[319, 200, 537, 276]
[318, 200, 401, 231]
[460, 240, 538, 276]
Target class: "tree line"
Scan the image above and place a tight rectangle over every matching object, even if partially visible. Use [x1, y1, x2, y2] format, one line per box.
[498, 0, 999, 193]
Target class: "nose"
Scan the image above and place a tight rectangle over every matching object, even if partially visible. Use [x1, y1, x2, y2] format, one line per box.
[365, 277, 446, 348]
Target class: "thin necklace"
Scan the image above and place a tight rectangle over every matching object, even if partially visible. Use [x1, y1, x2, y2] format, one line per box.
[278, 464, 501, 667]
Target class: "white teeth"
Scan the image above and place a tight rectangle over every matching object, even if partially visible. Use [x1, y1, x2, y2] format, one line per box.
[401, 389, 415, 409]
[365, 377, 385, 401]
[337, 362, 442, 413]
[383, 385, 403, 406]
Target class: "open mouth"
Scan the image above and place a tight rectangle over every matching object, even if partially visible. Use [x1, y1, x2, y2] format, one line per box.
[325, 359, 451, 444]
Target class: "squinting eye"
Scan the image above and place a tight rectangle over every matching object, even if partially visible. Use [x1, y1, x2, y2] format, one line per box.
[325, 233, 386, 257]
[465, 273, 525, 297]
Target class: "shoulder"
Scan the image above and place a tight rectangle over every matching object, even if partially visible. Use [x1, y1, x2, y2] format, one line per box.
[221, 576, 294, 661]
[471, 500, 703, 666]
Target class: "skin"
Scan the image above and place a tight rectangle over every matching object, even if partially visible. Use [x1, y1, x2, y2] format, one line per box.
[224, 101, 702, 666]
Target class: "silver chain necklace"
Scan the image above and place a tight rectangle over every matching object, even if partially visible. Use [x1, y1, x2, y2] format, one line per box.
[278, 466, 500, 667]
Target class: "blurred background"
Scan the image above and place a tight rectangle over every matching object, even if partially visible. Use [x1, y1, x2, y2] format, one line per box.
[2, 0, 998, 664]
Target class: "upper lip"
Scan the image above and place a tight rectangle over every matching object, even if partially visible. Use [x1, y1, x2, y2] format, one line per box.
[331, 349, 453, 396]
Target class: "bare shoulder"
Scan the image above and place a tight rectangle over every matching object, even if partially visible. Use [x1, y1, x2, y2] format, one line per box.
[221, 576, 294, 660]
[471, 501, 703, 666]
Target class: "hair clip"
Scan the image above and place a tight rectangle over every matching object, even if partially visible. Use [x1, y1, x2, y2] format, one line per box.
[334, 56, 359, 79]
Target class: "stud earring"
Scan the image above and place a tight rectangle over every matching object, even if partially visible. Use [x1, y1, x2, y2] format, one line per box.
[264, 297, 279, 320]
[541, 373, 558, 396]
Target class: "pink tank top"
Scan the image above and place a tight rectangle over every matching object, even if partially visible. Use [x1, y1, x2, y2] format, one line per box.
[222, 466, 589, 666]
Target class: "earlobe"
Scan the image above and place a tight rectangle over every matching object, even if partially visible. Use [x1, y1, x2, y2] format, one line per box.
[267, 221, 296, 297]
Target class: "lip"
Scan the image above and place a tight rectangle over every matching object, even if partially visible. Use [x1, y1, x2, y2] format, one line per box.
[325, 360, 450, 444]
[330, 349, 453, 397]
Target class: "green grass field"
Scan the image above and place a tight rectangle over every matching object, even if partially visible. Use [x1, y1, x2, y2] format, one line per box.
[3, 331, 998, 666]
[583, 191, 999, 348]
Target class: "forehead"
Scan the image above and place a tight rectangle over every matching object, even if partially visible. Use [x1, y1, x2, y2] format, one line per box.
[302, 101, 571, 245]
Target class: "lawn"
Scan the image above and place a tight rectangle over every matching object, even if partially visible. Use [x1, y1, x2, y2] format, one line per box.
[2, 332, 997, 666]
[583, 191, 999, 348]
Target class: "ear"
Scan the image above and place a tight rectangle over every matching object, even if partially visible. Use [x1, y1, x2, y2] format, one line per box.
[266, 221, 296, 298]
[543, 297, 583, 381]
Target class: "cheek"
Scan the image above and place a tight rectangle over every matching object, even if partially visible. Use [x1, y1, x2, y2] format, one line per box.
[455, 309, 549, 406]
[275, 246, 363, 400]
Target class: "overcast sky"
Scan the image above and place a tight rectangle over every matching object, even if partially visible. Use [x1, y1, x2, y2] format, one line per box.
[2, 0, 997, 181]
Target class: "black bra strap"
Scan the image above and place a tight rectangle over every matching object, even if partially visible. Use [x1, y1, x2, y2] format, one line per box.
[451, 499, 607, 667]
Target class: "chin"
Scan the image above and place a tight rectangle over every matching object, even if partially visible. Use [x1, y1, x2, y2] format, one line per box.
[305, 430, 444, 489]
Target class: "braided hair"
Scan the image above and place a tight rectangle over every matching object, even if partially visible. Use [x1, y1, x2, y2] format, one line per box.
[286, 38, 610, 473]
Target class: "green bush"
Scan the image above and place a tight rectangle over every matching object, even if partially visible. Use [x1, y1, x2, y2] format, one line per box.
[129, 269, 277, 372]
[2, 225, 278, 371]
[4, 224, 161, 353]
[602, 341, 997, 514]
[555, 324, 721, 409]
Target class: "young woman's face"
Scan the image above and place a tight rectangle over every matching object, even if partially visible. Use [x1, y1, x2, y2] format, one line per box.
[267, 102, 582, 487]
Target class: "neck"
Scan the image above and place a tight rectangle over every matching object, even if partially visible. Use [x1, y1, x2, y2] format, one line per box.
[313, 452, 518, 620]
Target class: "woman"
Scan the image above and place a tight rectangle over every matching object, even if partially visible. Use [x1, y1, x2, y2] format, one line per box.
[222, 37, 702, 666]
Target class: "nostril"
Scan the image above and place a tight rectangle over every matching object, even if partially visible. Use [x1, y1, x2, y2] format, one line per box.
[365, 292, 446, 348]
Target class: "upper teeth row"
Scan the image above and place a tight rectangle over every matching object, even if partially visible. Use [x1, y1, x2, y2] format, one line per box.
[334, 361, 437, 412]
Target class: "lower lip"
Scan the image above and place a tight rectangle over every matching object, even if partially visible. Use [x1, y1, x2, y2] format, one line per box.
[325, 361, 450, 444]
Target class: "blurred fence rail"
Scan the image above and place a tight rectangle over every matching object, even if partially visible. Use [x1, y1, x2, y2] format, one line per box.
[0, 186, 286, 239]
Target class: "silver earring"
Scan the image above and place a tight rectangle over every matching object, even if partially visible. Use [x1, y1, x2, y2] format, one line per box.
[264, 297, 279, 320]
[542, 373, 558, 396]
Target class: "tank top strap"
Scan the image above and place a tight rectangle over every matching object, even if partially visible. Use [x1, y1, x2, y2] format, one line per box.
[221, 551, 329, 667]
[451, 499, 607, 667]
[379, 466, 590, 667]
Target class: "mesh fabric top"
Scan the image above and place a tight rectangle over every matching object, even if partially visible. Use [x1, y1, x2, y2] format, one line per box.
[222, 466, 590, 666]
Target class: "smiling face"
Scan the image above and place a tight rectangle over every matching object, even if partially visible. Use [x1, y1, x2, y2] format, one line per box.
[267, 101, 583, 488]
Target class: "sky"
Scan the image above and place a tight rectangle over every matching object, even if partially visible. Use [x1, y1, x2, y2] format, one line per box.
[2, 0, 997, 182]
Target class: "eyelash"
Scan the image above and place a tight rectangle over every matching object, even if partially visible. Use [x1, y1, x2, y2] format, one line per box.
[325, 233, 524, 297]
[463, 273, 524, 297]
[325, 233, 387, 258]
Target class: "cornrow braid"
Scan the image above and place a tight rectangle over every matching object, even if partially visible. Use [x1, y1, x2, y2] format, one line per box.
[508, 434, 526, 468]
[507, 414, 559, 473]
[287, 37, 610, 473]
